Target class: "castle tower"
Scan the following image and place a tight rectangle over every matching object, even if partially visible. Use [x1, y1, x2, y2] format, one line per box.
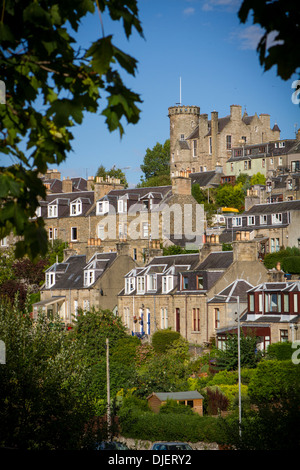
[168, 105, 200, 174]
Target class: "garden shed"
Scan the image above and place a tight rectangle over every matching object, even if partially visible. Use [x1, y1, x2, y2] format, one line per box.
[147, 391, 204, 416]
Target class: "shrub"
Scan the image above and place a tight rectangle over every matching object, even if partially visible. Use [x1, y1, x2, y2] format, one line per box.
[266, 342, 294, 361]
[151, 329, 181, 354]
[281, 256, 300, 274]
[206, 388, 229, 415]
[159, 399, 194, 415]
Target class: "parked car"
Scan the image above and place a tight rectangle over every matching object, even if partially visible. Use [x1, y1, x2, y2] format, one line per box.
[151, 442, 192, 450]
[95, 441, 129, 450]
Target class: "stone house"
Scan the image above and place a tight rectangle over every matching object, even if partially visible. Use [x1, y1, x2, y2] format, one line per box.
[216, 280, 300, 350]
[169, 104, 280, 175]
[33, 250, 136, 326]
[118, 234, 270, 345]
[40, 172, 206, 264]
[222, 201, 300, 254]
[147, 391, 204, 415]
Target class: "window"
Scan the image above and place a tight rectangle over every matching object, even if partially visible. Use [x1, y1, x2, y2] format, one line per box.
[280, 329, 288, 342]
[248, 216, 255, 226]
[262, 159, 265, 168]
[147, 274, 157, 291]
[180, 134, 185, 141]
[259, 294, 263, 312]
[260, 214, 267, 225]
[182, 276, 188, 290]
[193, 308, 200, 331]
[48, 204, 58, 218]
[84, 270, 95, 287]
[70, 199, 82, 216]
[160, 308, 168, 329]
[193, 139, 197, 157]
[35, 206, 41, 217]
[232, 217, 242, 227]
[74, 300, 79, 318]
[214, 308, 220, 329]
[46, 272, 55, 288]
[133, 248, 137, 261]
[271, 213, 282, 224]
[124, 307, 130, 327]
[83, 300, 90, 312]
[162, 276, 173, 293]
[209, 137, 212, 155]
[125, 277, 135, 294]
[118, 199, 127, 213]
[226, 135, 232, 150]
[137, 276, 145, 294]
[283, 294, 289, 313]
[96, 200, 109, 215]
[294, 294, 298, 313]
[279, 157, 283, 166]
[119, 223, 127, 239]
[265, 293, 281, 312]
[71, 227, 78, 241]
[197, 276, 203, 289]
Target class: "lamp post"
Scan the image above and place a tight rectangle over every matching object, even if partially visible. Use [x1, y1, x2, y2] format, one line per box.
[214, 293, 242, 437]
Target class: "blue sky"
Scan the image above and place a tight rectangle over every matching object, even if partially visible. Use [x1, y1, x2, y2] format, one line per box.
[53, 0, 300, 187]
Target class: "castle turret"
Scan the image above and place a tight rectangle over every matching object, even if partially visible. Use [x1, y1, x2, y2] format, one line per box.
[168, 105, 200, 174]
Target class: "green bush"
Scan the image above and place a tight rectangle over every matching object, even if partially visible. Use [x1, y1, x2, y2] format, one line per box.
[281, 256, 300, 274]
[159, 399, 194, 415]
[118, 407, 225, 443]
[266, 342, 294, 361]
[151, 329, 181, 354]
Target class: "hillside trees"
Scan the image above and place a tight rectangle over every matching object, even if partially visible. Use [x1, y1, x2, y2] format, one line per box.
[0, 0, 143, 260]
[139, 140, 171, 187]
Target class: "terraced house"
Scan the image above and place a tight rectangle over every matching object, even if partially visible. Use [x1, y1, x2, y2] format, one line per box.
[118, 234, 270, 345]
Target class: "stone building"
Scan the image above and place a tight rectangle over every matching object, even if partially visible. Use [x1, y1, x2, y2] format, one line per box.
[40, 172, 206, 264]
[33, 249, 136, 326]
[169, 104, 280, 175]
[118, 234, 270, 345]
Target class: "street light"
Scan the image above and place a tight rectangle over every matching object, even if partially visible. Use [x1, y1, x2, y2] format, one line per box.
[214, 293, 242, 437]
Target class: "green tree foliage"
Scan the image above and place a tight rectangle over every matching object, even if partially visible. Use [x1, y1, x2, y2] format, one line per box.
[139, 140, 170, 184]
[0, 300, 98, 450]
[0, 0, 143, 260]
[238, 0, 300, 80]
[247, 360, 300, 404]
[95, 164, 128, 188]
[250, 172, 266, 185]
[263, 246, 300, 271]
[215, 331, 262, 371]
[159, 399, 194, 415]
[266, 342, 295, 361]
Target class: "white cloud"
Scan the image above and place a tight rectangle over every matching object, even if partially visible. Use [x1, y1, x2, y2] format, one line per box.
[202, 0, 240, 11]
[232, 25, 263, 50]
[183, 7, 196, 16]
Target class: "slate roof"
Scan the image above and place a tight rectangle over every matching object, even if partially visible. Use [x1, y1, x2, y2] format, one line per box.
[243, 199, 300, 215]
[148, 391, 204, 401]
[197, 251, 233, 270]
[189, 171, 223, 187]
[208, 279, 254, 303]
[44, 252, 117, 290]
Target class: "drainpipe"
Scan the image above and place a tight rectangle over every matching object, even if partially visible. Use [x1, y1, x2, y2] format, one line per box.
[185, 293, 188, 340]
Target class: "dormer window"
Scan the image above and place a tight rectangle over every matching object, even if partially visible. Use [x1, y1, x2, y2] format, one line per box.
[162, 276, 173, 293]
[118, 199, 127, 213]
[271, 213, 282, 225]
[248, 216, 255, 226]
[70, 199, 82, 216]
[46, 272, 55, 288]
[137, 276, 145, 294]
[182, 276, 189, 290]
[84, 270, 95, 287]
[260, 214, 267, 225]
[48, 204, 58, 218]
[96, 200, 109, 215]
[147, 274, 157, 291]
[125, 277, 135, 294]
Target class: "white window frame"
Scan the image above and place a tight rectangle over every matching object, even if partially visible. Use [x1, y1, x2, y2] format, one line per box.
[147, 274, 157, 291]
[98, 224, 105, 240]
[260, 214, 267, 225]
[84, 270, 95, 287]
[232, 216, 242, 227]
[46, 272, 55, 288]
[125, 277, 135, 294]
[271, 213, 282, 225]
[160, 307, 168, 329]
[137, 276, 145, 294]
[83, 300, 90, 312]
[248, 215, 255, 226]
[70, 199, 82, 216]
[96, 200, 109, 215]
[48, 204, 58, 218]
[117, 199, 127, 213]
[142, 222, 149, 239]
[162, 276, 173, 293]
